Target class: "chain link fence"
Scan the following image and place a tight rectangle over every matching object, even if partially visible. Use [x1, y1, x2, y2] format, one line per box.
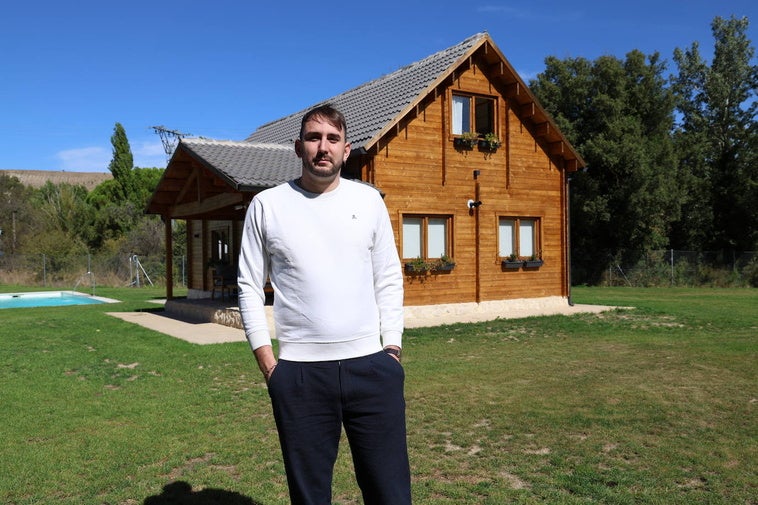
[0, 253, 187, 289]
[601, 250, 758, 287]
[2, 250, 756, 289]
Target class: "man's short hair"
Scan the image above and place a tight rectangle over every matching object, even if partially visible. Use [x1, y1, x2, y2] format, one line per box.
[299, 104, 348, 140]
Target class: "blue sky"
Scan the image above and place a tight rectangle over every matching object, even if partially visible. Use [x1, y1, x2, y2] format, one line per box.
[1, 0, 755, 172]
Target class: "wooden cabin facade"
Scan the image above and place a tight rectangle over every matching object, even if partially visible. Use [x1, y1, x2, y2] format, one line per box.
[147, 33, 585, 307]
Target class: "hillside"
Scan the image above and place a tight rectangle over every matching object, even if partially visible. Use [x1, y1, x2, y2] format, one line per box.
[1, 170, 113, 191]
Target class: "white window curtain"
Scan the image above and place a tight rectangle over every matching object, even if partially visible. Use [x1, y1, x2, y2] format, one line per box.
[402, 217, 423, 258]
[452, 95, 469, 135]
[520, 219, 535, 257]
[427, 218, 447, 258]
[498, 219, 515, 256]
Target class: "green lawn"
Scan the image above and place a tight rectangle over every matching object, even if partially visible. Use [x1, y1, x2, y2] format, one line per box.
[1, 286, 755, 504]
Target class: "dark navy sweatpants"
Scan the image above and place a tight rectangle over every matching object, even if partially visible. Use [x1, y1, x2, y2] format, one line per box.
[267, 351, 412, 505]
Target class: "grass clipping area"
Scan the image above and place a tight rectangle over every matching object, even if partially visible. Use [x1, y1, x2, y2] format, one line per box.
[0, 286, 755, 504]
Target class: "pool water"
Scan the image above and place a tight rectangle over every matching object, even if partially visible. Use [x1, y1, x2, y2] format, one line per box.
[0, 291, 115, 309]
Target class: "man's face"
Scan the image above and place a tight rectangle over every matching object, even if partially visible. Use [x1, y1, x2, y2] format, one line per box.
[295, 115, 351, 184]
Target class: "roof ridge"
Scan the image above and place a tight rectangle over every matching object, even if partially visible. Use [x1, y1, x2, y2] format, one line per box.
[183, 138, 293, 150]
[339, 32, 488, 98]
[246, 32, 489, 146]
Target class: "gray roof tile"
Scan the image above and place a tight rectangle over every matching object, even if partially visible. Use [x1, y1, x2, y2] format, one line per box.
[180, 138, 300, 190]
[244, 33, 487, 149]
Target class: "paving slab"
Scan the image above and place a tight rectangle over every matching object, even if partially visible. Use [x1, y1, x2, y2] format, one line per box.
[107, 311, 247, 345]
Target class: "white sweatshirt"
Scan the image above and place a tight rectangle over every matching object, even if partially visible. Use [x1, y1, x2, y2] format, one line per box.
[237, 178, 404, 362]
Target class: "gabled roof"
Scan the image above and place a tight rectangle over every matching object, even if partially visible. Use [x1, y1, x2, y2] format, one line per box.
[245, 32, 485, 150]
[180, 138, 299, 190]
[245, 32, 584, 169]
[147, 32, 585, 217]
[146, 139, 300, 217]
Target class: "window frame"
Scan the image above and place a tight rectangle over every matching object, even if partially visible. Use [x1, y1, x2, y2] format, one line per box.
[401, 214, 454, 260]
[498, 216, 542, 259]
[451, 92, 497, 138]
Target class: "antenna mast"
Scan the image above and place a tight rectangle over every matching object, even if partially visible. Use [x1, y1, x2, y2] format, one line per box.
[151, 125, 190, 161]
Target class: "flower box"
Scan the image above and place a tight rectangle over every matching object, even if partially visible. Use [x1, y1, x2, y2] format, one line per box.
[454, 137, 477, 150]
[431, 262, 456, 272]
[404, 263, 428, 274]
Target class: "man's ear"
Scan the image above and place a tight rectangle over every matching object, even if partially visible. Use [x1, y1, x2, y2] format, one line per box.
[294, 139, 303, 158]
[343, 142, 351, 161]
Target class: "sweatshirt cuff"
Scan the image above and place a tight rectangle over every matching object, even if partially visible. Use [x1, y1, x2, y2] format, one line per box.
[381, 330, 403, 349]
[246, 329, 273, 351]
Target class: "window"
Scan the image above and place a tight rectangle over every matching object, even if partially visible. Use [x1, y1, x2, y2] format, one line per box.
[402, 215, 452, 259]
[499, 217, 540, 258]
[452, 93, 495, 136]
[211, 228, 230, 263]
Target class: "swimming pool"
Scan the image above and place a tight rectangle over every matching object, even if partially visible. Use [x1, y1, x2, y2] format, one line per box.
[0, 291, 119, 309]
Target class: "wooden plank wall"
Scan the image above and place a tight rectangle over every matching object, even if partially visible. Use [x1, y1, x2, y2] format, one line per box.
[376, 59, 567, 306]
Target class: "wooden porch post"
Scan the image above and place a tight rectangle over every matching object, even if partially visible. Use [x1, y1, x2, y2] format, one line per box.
[164, 216, 173, 300]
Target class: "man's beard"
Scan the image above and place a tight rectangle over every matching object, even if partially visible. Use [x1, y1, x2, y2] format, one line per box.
[303, 155, 343, 179]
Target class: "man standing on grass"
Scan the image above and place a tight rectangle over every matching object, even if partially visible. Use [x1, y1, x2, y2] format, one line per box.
[237, 104, 412, 505]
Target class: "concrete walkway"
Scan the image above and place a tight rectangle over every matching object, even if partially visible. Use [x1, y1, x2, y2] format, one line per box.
[107, 296, 616, 345]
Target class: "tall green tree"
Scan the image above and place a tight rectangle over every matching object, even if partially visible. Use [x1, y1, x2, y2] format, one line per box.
[670, 15, 758, 252]
[107, 122, 136, 202]
[531, 51, 679, 283]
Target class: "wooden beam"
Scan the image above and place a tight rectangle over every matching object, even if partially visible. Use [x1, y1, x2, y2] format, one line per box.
[520, 102, 535, 118]
[535, 122, 551, 137]
[549, 141, 565, 155]
[164, 218, 173, 299]
[176, 169, 198, 205]
[504, 82, 520, 98]
[172, 192, 244, 218]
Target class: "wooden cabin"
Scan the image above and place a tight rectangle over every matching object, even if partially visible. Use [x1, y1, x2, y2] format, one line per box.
[147, 32, 585, 307]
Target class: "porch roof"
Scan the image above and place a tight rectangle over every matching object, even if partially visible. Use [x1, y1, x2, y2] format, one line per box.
[179, 138, 300, 191]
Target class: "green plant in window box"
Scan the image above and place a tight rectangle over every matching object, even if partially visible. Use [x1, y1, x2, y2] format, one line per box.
[431, 254, 456, 272]
[454, 131, 479, 149]
[502, 253, 523, 269]
[479, 132, 502, 151]
[405, 257, 429, 274]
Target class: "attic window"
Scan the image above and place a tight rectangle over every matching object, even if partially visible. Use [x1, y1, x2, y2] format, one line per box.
[452, 93, 495, 136]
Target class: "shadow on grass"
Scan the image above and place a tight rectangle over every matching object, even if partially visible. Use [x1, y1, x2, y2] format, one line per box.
[143, 481, 264, 505]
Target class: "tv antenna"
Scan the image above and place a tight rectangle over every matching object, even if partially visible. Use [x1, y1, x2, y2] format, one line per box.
[151, 125, 190, 161]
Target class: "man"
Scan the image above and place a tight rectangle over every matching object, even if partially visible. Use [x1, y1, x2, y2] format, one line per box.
[237, 104, 412, 505]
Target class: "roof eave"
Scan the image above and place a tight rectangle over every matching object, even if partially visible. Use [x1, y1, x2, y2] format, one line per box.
[360, 34, 585, 171]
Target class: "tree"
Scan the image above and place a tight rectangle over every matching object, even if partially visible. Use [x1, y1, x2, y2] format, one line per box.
[87, 125, 165, 249]
[107, 122, 136, 202]
[531, 51, 679, 283]
[0, 173, 34, 255]
[670, 16, 758, 252]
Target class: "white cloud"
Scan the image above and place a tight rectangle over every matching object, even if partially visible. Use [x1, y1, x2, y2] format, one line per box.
[55, 139, 167, 173]
[133, 139, 167, 168]
[56, 147, 110, 172]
